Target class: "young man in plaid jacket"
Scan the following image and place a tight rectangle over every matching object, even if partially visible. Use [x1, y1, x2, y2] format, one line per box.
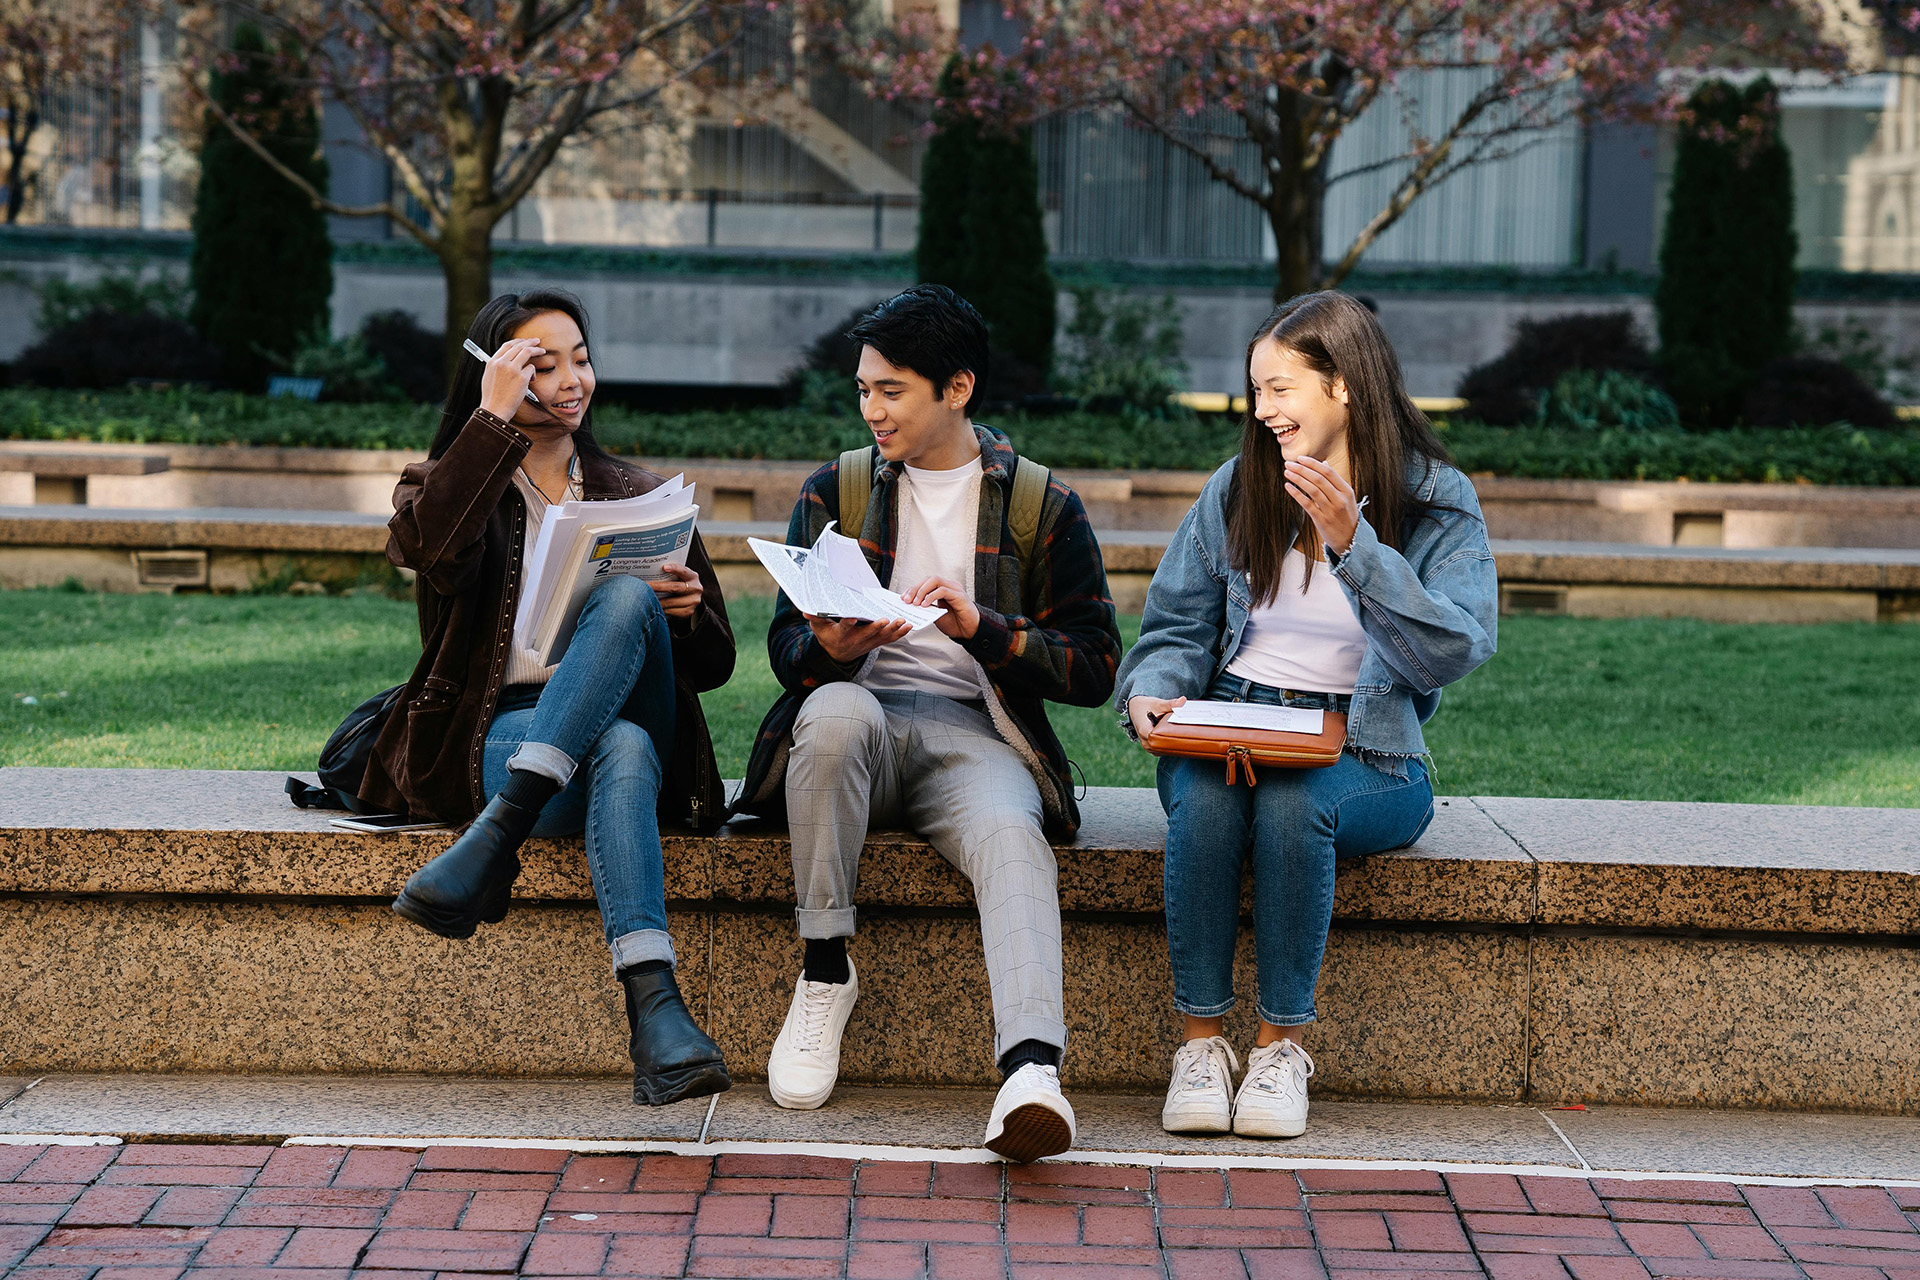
[732, 286, 1121, 1162]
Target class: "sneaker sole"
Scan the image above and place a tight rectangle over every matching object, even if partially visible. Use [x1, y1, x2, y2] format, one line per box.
[767, 1077, 835, 1111]
[1232, 1114, 1307, 1138]
[986, 1102, 1074, 1163]
[1161, 1104, 1232, 1134]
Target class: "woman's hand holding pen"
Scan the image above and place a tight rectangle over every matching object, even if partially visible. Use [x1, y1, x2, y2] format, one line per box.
[1127, 695, 1187, 741]
[481, 337, 545, 420]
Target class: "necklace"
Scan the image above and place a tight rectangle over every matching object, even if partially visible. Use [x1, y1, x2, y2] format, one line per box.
[527, 447, 579, 505]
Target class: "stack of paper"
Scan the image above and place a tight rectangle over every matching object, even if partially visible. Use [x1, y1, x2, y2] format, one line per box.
[514, 475, 698, 664]
[748, 523, 946, 628]
[1165, 702, 1326, 735]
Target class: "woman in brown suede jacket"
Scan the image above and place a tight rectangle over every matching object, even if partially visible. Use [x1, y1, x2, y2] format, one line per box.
[363, 289, 735, 1106]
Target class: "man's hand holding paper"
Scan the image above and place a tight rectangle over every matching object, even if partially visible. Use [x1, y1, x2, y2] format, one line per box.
[747, 524, 946, 636]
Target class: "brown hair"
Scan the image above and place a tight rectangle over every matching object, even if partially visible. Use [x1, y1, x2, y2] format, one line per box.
[1227, 291, 1454, 605]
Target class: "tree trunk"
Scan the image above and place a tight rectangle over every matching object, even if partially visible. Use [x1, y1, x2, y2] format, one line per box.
[4, 100, 36, 225]
[1262, 88, 1328, 303]
[438, 204, 495, 386]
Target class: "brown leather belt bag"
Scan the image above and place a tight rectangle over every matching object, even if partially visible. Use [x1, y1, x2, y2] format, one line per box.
[1142, 712, 1347, 785]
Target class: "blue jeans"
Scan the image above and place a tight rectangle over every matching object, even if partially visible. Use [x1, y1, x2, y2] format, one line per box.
[482, 575, 678, 973]
[1158, 674, 1435, 1026]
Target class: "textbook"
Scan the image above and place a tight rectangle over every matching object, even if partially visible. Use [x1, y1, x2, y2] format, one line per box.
[513, 476, 698, 665]
[747, 523, 946, 628]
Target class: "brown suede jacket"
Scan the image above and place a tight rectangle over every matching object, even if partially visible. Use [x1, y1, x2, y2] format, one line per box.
[359, 407, 735, 830]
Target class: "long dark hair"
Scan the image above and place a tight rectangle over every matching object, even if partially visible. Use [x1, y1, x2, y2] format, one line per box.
[428, 288, 617, 468]
[1227, 291, 1454, 605]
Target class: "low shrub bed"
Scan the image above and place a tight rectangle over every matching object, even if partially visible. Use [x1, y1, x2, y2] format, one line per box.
[4, 387, 1920, 484]
[1442, 422, 1920, 486]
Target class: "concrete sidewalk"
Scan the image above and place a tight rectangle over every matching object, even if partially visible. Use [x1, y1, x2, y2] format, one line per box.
[5, 1077, 1920, 1183]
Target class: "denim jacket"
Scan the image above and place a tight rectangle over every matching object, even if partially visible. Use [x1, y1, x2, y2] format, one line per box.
[1114, 454, 1497, 774]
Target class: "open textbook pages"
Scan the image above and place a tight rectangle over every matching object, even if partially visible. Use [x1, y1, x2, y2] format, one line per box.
[1165, 701, 1325, 736]
[513, 476, 698, 665]
[747, 522, 946, 629]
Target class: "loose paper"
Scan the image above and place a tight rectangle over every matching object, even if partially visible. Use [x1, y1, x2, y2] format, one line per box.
[1166, 701, 1326, 735]
[748, 523, 946, 628]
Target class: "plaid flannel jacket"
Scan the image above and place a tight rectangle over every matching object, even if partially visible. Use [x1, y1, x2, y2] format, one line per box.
[733, 424, 1121, 839]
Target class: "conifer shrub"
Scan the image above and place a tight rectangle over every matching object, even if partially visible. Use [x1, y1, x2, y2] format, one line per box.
[1655, 77, 1796, 426]
[189, 23, 333, 392]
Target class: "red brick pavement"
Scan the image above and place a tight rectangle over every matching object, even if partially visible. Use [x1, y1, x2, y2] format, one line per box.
[0, 1142, 1916, 1280]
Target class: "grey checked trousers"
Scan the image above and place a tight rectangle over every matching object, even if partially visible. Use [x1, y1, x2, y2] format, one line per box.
[784, 683, 1068, 1060]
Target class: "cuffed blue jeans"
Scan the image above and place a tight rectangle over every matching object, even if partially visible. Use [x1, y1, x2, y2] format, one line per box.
[1157, 674, 1435, 1027]
[482, 574, 678, 974]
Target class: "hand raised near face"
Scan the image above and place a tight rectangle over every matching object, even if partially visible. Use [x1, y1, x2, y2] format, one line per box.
[1285, 456, 1360, 556]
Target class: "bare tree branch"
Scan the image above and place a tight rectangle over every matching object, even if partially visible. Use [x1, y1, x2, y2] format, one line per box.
[1322, 79, 1513, 286]
[1119, 96, 1268, 205]
[196, 88, 436, 243]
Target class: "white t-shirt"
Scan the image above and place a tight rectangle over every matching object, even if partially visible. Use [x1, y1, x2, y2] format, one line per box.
[862, 455, 984, 701]
[1223, 548, 1369, 695]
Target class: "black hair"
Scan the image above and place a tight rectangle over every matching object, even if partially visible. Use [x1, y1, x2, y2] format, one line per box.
[428, 288, 616, 467]
[844, 283, 990, 414]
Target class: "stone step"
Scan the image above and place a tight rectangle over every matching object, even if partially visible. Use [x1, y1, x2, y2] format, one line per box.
[6, 505, 1920, 620]
[3, 768, 1916, 1111]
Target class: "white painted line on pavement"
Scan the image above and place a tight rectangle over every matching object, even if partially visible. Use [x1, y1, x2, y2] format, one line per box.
[1539, 1110, 1593, 1172]
[0, 1133, 122, 1146]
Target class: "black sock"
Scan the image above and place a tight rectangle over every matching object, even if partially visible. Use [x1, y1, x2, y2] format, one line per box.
[498, 767, 560, 814]
[998, 1039, 1062, 1081]
[802, 937, 850, 985]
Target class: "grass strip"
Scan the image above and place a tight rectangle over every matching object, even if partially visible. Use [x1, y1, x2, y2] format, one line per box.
[4, 589, 1914, 807]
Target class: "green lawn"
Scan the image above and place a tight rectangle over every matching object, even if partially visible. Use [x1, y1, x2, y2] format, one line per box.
[4, 589, 1917, 807]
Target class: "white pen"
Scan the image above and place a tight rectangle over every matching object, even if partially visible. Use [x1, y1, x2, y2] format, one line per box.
[462, 337, 539, 403]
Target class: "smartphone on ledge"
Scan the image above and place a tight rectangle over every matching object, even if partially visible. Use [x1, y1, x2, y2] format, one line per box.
[329, 814, 453, 834]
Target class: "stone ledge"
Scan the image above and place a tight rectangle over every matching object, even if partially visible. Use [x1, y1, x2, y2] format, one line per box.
[6, 506, 1918, 593]
[0, 769, 1529, 926]
[4, 769, 1916, 936]
[0, 505, 392, 552]
[4, 768, 1919, 1106]
[0, 448, 169, 476]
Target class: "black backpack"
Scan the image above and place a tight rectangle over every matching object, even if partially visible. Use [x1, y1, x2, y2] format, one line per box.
[285, 684, 405, 813]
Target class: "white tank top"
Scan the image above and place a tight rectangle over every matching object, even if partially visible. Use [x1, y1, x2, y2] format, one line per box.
[1223, 548, 1368, 694]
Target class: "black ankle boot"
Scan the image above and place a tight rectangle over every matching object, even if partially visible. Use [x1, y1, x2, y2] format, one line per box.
[620, 965, 731, 1106]
[390, 794, 537, 939]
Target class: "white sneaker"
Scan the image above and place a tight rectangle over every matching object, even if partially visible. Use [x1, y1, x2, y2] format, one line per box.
[1233, 1039, 1314, 1138]
[765, 960, 859, 1111]
[1161, 1036, 1239, 1134]
[983, 1063, 1076, 1163]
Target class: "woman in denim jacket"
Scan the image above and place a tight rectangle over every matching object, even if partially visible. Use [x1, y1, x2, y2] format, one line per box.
[1115, 292, 1497, 1139]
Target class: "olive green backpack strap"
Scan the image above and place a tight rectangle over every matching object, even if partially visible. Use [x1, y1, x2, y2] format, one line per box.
[837, 445, 1049, 597]
[835, 446, 876, 539]
[1007, 455, 1052, 600]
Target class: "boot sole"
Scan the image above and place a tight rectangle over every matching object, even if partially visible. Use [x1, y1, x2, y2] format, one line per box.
[392, 865, 516, 940]
[635, 1060, 732, 1107]
[391, 891, 481, 940]
[986, 1102, 1074, 1164]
